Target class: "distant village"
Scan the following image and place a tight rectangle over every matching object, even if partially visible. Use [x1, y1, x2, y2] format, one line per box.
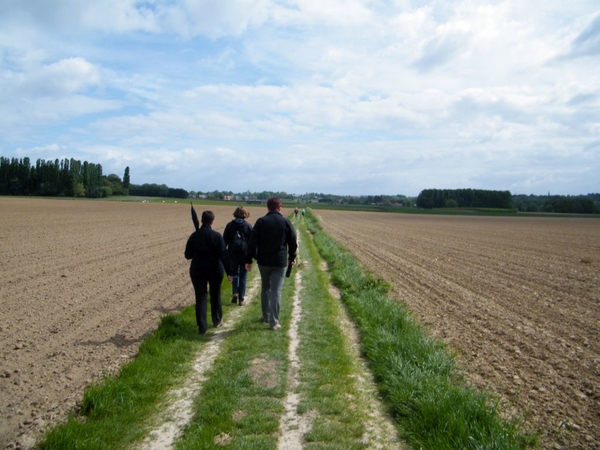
[189, 191, 412, 207]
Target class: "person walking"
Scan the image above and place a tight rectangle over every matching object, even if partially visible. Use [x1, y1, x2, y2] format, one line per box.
[223, 206, 253, 306]
[185, 210, 233, 335]
[245, 197, 297, 330]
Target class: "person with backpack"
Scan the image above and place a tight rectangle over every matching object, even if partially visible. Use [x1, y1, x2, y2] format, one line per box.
[223, 206, 253, 306]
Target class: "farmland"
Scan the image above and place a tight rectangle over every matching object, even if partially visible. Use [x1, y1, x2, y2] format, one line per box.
[0, 197, 598, 449]
[0, 198, 267, 449]
[316, 209, 600, 449]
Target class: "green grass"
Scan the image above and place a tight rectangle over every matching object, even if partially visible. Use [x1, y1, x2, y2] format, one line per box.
[173, 274, 292, 449]
[294, 224, 372, 449]
[173, 219, 379, 449]
[38, 279, 238, 450]
[304, 210, 538, 450]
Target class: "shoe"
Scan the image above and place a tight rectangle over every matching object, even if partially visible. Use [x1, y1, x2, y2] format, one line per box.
[198, 327, 206, 335]
[215, 321, 223, 328]
[270, 324, 282, 330]
[238, 299, 244, 306]
[231, 295, 238, 304]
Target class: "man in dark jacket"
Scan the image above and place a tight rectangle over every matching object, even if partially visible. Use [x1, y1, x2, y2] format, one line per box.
[185, 210, 233, 335]
[245, 197, 297, 330]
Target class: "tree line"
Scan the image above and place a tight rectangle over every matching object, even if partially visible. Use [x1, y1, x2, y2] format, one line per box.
[3, 156, 597, 212]
[0, 156, 130, 198]
[416, 188, 513, 209]
[513, 193, 599, 214]
[415, 188, 599, 213]
[129, 183, 189, 199]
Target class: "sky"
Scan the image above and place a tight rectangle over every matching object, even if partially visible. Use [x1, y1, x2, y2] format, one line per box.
[0, 1, 599, 197]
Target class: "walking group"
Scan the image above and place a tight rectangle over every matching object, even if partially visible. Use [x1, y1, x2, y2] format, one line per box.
[184, 197, 298, 334]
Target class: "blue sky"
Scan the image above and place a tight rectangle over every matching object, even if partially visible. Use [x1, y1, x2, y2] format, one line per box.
[1, 0, 598, 196]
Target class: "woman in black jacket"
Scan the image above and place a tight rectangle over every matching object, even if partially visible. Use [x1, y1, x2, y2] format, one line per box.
[185, 210, 233, 335]
[223, 206, 253, 306]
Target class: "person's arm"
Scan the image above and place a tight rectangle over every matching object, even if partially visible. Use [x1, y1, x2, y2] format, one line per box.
[245, 219, 260, 268]
[287, 220, 298, 263]
[184, 233, 195, 260]
[216, 233, 235, 278]
[223, 222, 232, 247]
[246, 219, 262, 265]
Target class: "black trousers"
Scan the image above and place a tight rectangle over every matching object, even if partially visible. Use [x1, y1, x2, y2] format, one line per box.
[190, 270, 223, 334]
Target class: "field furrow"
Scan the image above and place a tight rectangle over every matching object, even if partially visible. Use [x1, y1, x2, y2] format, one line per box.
[316, 209, 600, 450]
[0, 198, 266, 448]
[1, 199, 598, 450]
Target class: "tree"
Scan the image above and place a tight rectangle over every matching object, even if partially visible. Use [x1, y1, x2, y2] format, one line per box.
[106, 174, 125, 195]
[418, 195, 433, 209]
[123, 167, 130, 190]
[73, 182, 86, 197]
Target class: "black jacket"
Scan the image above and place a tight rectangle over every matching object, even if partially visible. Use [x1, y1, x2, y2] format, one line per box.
[223, 218, 253, 263]
[184, 224, 233, 276]
[246, 210, 297, 267]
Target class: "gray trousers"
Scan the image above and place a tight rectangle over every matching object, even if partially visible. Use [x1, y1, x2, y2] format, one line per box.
[258, 265, 286, 326]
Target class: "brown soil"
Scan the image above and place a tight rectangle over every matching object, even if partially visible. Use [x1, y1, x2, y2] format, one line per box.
[316, 209, 600, 450]
[1, 198, 598, 449]
[0, 198, 265, 449]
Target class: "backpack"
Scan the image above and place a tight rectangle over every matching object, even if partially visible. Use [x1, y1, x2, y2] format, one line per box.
[230, 229, 247, 256]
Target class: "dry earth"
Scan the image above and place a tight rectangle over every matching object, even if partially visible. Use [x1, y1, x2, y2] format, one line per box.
[0, 198, 401, 450]
[0, 198, 267, 449]
[316, 209, 600, 450]
[1, 198, 598, 449]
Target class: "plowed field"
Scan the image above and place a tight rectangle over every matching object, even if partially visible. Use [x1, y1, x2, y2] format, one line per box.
[0, 198, 266, 449]
[316, 209, 600, 449]
[1, 198, 599, 449]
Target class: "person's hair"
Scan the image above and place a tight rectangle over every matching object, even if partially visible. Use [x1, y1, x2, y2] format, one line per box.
[201, 210, 215, 225]
[233, 206, 250, 219]
[267, 197, 282, 211]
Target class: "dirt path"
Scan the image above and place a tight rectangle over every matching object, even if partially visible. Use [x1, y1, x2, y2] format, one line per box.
[137, 278, 261, 450]
[277, 259, 312, 450]
[316, 210, 600, 450]
[132, 221, 400, 449]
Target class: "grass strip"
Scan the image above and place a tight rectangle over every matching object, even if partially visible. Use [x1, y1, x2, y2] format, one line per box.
[38, 277, 245, 450]
[293, 222, 372, 449]
[172, 271, 295, 449]
[305, 211, 537, 450]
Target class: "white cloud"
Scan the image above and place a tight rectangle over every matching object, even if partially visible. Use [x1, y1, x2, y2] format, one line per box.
[0, 1, 599, 196]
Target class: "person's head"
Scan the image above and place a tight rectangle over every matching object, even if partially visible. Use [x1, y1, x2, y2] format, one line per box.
[233, 206, 250, 219]
[267, 197, 282, 212]
[201, 210, 215, 225]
